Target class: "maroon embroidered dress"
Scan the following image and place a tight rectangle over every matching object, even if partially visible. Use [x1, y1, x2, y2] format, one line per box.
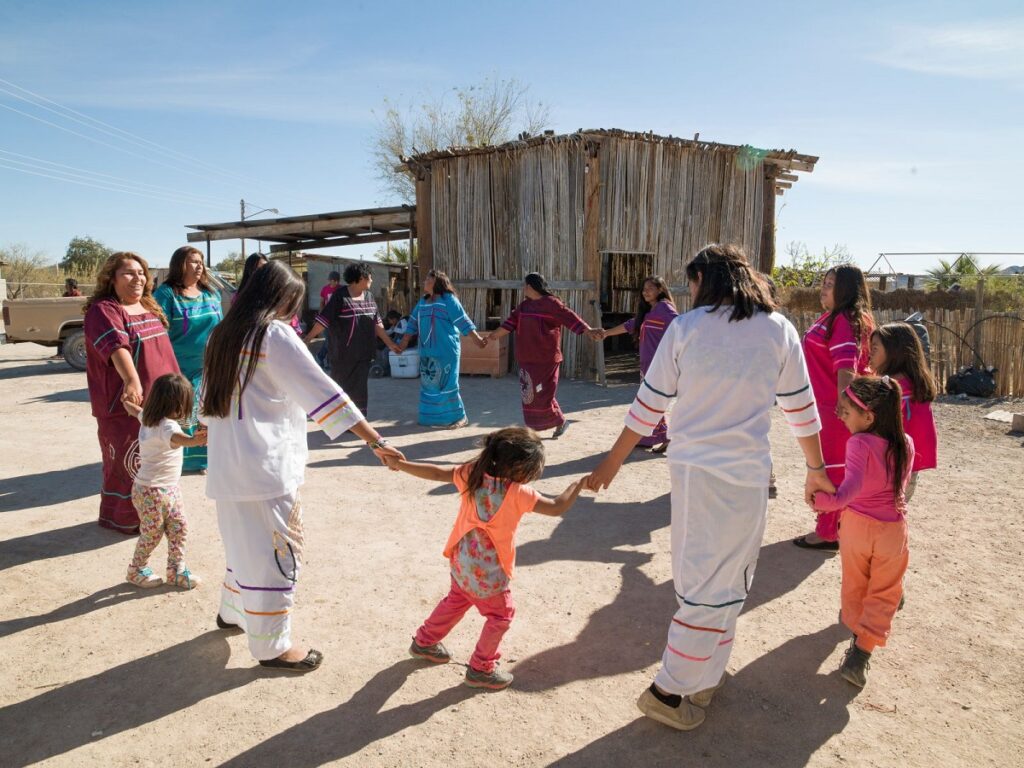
[501, 295, 588, 431]
[623, 300, 679, 446]
[85, 298, 179, 533]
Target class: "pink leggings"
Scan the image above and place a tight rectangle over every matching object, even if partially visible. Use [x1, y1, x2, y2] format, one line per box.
[415, 578, 515, 673]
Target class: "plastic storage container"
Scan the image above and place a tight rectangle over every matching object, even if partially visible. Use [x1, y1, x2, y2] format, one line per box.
[388, 349, 421, 379]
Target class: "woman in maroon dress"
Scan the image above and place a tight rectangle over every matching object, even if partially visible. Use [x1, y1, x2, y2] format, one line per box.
[84, 252, 180, 533]
[487, 273, 602, 438]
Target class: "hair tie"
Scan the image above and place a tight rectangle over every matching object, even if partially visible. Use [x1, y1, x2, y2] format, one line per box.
[881, 374, 892, 388]
[844, 386, 871, 412]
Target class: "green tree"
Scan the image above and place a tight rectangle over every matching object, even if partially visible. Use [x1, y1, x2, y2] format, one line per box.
[61, 236, 111, 276]
[372, 76, 551, 202]
[771, 242, 853, 288]
[214, 251, 245, 281]
[373, 241, 416, 265]
[0, 243, 50, 298]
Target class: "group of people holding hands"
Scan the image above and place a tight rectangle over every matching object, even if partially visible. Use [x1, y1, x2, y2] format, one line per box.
[79, 241, 936, 729]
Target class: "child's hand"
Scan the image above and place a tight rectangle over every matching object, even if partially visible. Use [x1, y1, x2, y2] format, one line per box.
[382, 453, 403, 471]
[121, 398, 142, 417]
[192, 427, 209, 447]
[375, 444, 405, 470]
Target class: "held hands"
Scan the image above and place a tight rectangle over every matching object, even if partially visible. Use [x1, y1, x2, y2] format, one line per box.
[122, 380, 143, 407]
[584, 455, 623, 492]
[585, 328, 606, 342]
[472, 332, 488, 349]
[191, 426, 209, 448]
[804, 468, 835, 509]
[373, 444, 405, 470]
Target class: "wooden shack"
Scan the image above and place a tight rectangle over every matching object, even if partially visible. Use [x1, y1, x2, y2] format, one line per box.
[404, 129, 817, 379]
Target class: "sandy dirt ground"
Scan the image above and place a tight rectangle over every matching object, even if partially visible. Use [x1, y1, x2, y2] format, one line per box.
[1, 341, 1021, 768]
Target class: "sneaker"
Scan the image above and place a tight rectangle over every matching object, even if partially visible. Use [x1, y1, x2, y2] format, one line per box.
[464, 666, 513, 690]
[168, 568, 201, 590]
[636, 688, 705, 731]
[409, 639, 452, 664]
[839, 639, 871, 688]
[552, 421, 570, 439]
[126, 566, 163, 589]
[688, 675, 726, 708]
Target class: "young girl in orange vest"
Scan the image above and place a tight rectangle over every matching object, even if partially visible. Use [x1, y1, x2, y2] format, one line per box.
[385, 427, 585, 690]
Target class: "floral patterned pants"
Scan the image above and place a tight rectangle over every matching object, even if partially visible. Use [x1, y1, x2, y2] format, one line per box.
[129, 483, 188, 580]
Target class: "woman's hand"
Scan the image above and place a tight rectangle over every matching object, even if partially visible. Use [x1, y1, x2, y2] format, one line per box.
[471, 332, 487, 349]
[585, 455, 624, 491]
[373, 444, 405, 469]
[804, 468, 835, 508]
[122, 379, 143, 407]
[586, 328, 606, 341]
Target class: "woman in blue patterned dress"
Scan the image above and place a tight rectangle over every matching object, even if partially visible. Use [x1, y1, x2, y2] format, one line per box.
[154, 246, 222, 471]
[398, 270, 486, 428]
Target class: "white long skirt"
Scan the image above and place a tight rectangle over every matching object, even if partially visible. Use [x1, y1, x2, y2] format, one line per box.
[654, 465, 769, 696]
[217, 492, 305, 661]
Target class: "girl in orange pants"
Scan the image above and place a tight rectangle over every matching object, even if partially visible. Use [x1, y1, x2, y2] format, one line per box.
[813, 375, 914, 687]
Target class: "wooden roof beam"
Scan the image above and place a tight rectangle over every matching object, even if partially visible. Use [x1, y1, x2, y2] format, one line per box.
[267, 231, 413, 253]
[185, 212, 412, 243]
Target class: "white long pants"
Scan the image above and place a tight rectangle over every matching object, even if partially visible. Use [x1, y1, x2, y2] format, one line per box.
[217, 492, 304, 661]
[654, 465, 768, 696]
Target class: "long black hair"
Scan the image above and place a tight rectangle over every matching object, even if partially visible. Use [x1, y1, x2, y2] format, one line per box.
[524, 272, 553, 297]
[464, 427, 545, 496]
[824, 264, 872, 344]
[685, 243, 776, 322]
[425, 269, 455, 298]
[202, 260, 305, 418]
[236, 253, 268, 294]
[165, 245, 212, 293]
[843, 375, 911, 503]
[871, 322, 937, 403]
[632, 275, 673, 341]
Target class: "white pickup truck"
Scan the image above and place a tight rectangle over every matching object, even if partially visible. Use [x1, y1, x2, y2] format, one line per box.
[1, 296, 89, 370]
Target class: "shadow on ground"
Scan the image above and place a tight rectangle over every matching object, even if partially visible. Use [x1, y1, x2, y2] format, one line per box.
[2, 631, 263, 767]
[0, 520, 122, 573]
[0, 463, 101, 513]
[217, 660, 474, 768]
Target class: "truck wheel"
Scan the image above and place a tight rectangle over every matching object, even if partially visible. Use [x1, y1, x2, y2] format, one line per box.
[63, 329, 88, 371]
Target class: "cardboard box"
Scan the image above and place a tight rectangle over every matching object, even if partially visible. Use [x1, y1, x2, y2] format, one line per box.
[460, 334, 509, 378]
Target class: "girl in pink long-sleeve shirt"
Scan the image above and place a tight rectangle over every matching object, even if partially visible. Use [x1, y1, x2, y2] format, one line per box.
[869, 322, 938, 502]
[814, 375, 914, 689]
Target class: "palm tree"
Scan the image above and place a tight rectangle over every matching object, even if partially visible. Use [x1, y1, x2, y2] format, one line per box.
[925, 255, 1002, 290]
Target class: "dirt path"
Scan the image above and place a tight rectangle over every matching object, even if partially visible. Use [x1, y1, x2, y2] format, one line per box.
[1, 342, 1021, 767]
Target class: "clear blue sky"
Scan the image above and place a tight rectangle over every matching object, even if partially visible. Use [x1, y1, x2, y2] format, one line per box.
[1, 0, 1021, 273]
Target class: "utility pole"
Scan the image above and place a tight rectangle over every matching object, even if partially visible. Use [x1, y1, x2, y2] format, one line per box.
[240, 199, 246, 259]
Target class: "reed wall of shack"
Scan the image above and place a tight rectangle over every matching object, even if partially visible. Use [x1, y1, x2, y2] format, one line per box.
[414, 135, 777, 379]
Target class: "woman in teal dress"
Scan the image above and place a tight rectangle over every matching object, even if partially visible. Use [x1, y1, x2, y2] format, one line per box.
[154, 246, 222, 471]
[398, 270, 486, 428]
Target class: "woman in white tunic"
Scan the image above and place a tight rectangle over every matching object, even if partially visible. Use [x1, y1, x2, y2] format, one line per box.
[587, 244, 835, 729]
[202, 260, 402, 672]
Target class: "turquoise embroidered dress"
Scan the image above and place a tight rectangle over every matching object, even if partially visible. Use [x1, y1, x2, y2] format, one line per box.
[406, 293, 476, 426]
[154, 284, 222, 470]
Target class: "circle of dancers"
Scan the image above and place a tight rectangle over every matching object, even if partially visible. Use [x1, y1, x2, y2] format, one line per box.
[79, 242, 936, 729]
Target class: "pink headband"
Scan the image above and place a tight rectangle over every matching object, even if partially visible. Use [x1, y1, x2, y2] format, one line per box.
[844, 386, 871, 412]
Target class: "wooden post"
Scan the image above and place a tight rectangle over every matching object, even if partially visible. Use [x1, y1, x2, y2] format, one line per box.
[582, 143, 605, 385]
[879, 274, 887, 291]
[974, 276, 986, 366]
[907, 274, 915, 291]
[407, 228, 415, 315]
[759, 169, 777, 272]
[415, 176, 433, 275]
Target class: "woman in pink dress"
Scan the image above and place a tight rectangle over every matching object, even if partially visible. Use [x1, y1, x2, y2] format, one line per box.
[794, 265, 874, 550]
[602, 276, 679, 452]
[84, 253, 180, 533]
[487, 273, 602, 438]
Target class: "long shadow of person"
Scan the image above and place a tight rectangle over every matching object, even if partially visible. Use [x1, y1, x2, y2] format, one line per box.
[0, 582, 161, 639]
[0, 520, 121, 571]
[0, 463, 103, 513]
[547, 623, 857, 768]
[2, 631, 261, 767]
[217, 660, 475, 767]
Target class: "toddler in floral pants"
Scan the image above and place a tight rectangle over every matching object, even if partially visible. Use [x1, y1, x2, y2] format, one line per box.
[124, 373, 206, 589]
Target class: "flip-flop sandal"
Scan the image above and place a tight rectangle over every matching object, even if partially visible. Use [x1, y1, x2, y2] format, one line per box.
[651, 442, 669, 454]
[259, 649, 323, 672]
[792, 535, 839, 551]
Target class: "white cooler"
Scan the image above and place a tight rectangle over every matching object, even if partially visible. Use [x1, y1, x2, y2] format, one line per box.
[388, 349, 421, 378]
